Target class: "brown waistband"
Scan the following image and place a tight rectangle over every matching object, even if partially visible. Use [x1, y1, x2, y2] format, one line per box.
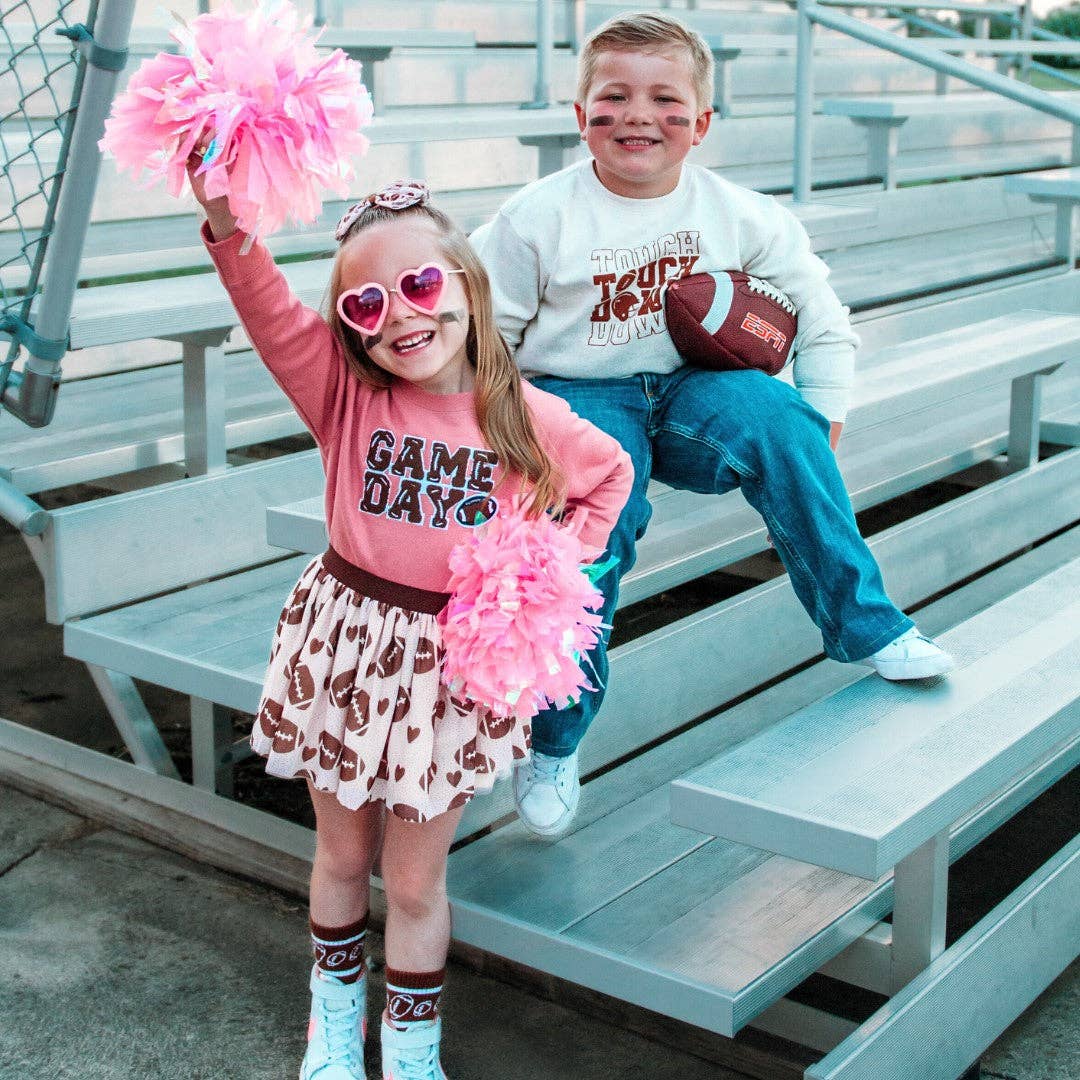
[322, 547, 450, 616]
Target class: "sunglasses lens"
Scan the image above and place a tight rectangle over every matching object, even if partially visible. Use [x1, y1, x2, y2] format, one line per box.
[400, 265, 444, 311]
[341, 286, 385, 332]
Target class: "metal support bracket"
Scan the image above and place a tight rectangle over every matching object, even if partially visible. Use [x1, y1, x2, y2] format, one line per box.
[166, 329, 232, 476]
[891, 829, 949, 993]
[855, 117, 908, 190]
[191, 698, 235, 796]
[1007, 365, 1061, 472]
[54, 24, 129, 72]
[85, 664, 181, 780]
[519, 134, 585, 177]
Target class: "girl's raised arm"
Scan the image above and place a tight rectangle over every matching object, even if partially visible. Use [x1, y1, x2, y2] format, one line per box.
[189, 153, 350, 444]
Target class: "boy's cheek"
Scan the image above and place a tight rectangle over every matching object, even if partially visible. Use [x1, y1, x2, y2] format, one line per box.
[586, 103, 619, 127]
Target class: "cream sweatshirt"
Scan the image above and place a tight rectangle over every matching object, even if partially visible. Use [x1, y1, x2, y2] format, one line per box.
[472, 159, 859, 422]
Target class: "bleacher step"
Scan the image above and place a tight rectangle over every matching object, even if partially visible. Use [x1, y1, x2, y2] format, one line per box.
[671, 560, 1080, 878]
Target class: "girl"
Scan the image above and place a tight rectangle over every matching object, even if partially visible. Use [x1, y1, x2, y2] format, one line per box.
[189, 162, 633, 1080]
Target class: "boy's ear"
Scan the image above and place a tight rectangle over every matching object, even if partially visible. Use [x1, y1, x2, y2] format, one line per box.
[692, 108, 712, 147]
[574, 101, 588, 137]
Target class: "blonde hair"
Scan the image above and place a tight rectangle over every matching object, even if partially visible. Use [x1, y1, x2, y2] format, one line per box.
[327, 201, 565, 518]
[577, 11, 714, 115]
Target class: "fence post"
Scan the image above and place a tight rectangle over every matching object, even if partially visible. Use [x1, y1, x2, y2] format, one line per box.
[2, 0, 137, 428]
[1020, 0, 1034, 80]
[794, 0, 815, 202]
[525, 0, 555, 109]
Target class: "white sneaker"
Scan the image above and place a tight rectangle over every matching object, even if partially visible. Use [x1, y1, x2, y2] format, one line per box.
[513, 751, 580, 838]
[865, 627, 955, 681]
[301, 965, 366, 1080]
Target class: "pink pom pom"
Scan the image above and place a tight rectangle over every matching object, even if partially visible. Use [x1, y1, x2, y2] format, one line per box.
[439, 501, 607, 722]
[100, 1, 373, 238]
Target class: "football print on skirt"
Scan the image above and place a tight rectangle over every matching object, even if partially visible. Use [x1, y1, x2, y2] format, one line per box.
[251, 555, 531, 820]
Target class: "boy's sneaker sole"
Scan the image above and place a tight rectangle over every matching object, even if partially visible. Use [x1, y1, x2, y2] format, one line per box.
[863, 653, 956, 680]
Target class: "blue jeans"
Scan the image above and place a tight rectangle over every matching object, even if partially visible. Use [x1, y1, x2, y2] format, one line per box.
[530, 367, 912, 758]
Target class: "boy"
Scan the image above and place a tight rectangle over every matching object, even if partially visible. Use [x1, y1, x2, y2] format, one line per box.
[472, 12, 953, 838]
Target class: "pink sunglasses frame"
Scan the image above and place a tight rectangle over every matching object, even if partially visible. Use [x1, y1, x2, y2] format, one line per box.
[336, 263, 466, 336]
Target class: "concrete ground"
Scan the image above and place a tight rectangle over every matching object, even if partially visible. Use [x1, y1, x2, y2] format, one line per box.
[0, 783, 771, 1080]
[1, 780, 1076, 1080]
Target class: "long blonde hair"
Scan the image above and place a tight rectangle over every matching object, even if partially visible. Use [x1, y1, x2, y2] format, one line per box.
[326, 199, 564, 517]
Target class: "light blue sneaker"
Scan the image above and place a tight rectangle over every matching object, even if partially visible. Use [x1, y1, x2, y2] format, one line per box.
[381, 1016, 448, 1080]
[513, 750, 580, 838]
[301, 965, 366, 1080]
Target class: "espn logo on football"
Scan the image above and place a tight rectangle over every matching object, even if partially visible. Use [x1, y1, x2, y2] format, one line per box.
[741, 312, 787, 353]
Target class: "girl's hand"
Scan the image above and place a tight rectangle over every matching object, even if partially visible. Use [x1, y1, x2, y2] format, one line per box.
[186, 146, 238, 242]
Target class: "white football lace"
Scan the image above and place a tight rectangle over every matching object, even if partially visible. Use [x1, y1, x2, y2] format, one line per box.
[745, 275, 797, 315]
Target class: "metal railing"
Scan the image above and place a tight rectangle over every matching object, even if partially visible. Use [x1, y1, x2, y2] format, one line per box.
[888, 4, 1080, 91]
[793, 0, 1080, 201]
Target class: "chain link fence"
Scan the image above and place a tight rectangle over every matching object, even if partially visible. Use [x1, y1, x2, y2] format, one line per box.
[1, 0, 96, 386]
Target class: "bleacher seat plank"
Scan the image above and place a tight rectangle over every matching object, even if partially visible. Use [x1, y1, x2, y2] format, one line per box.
[64, 556, 309, 713]
[671, 559, 1080, 879]
[40, 451, 323, 622]
[829, 218, 1066, 309]
[0, 353, 299, 492]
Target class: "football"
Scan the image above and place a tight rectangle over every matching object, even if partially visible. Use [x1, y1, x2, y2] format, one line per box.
[664, 270, 798, 376]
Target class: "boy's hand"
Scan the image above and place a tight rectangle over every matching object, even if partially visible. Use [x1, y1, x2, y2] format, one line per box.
[185, 147, 238, 242]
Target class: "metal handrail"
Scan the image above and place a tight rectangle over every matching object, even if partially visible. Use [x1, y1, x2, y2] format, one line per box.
[896, 8, 1080, 91]
[0, 479, 48, 536]
[793, 0, 1080, 200]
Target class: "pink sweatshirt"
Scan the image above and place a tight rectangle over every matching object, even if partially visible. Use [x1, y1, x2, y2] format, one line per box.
[203, 224, 634, 593]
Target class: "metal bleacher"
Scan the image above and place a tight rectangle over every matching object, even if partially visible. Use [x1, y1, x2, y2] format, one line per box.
[1, 2, 1078, 1078]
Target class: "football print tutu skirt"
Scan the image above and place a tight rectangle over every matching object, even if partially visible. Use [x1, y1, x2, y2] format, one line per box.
[251, 547, 531, 821]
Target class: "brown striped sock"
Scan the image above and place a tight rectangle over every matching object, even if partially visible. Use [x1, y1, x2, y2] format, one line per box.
[310, 914, 368, 984]
[384, 967, 444, 1027]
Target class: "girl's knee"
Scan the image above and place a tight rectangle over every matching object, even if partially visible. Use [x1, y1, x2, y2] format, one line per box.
[382, 865, 447, 922]
[314, 840, 375, 886]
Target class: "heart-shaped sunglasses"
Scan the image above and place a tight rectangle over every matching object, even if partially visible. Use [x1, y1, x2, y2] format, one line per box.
[337, 263, 466, 336]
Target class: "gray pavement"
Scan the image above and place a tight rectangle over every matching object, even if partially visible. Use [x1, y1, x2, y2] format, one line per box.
[0, 785, 761, 1080]
[1, 782, 1076, 1080]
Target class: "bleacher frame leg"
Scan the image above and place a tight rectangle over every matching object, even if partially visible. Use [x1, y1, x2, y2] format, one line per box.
[177, 329, 232, 477]
[191, 697, 235, 796]
[856, 117, 907, 190]
[1007, 367, 1060, 472]
[1055, 201, 1077, 266]
[84, 663, 180, 780]
[890, 828, 949, 993]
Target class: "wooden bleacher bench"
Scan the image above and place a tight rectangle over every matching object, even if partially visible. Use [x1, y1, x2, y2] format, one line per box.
[822, 92, 1080, 189]
[670, 558, 1080, 1075]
